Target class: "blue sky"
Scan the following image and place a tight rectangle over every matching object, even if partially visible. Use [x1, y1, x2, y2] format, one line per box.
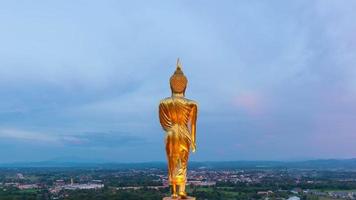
[0, 0, 356, 162]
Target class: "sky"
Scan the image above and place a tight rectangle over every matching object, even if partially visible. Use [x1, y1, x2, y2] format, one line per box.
[0, 0, 356, 163]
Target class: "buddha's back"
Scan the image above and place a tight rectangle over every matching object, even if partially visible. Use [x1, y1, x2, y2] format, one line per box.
[159, 97, 197, 128]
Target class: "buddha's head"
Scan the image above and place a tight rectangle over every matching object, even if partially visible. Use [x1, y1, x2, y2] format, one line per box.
[170, 59, 188, 94]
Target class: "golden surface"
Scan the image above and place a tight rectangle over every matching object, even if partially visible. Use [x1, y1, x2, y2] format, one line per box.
[159, 59, 198, 199]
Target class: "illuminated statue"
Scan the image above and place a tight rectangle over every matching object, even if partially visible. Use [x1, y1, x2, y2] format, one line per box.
[159, 59, 198, 199]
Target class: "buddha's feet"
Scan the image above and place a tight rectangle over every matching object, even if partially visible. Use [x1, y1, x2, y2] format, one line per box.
[179, 192, 188, 199]
[163, 196, 195, 200]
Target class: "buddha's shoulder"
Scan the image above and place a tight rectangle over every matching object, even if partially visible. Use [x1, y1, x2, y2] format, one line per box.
[159, 97, 197, 106]
[159, 97, 173, 104]
[185, 98, 198, 106]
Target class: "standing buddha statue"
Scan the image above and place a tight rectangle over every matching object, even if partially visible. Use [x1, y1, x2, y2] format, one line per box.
[159, 59, 198, 199]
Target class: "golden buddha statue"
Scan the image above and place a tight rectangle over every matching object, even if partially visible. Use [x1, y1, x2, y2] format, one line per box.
[159, 59, 198, 199]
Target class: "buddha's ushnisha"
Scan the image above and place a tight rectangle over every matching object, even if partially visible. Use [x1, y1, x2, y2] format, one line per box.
[159, 59, 198, 199]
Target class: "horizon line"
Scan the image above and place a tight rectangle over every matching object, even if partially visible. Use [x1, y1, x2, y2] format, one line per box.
[1, 157, 356, 165]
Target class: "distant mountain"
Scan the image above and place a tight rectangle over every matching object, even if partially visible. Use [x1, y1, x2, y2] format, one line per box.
[1, 159, 356, 170]
[189, 159, 356, 170]
[0, 161, 165, 169]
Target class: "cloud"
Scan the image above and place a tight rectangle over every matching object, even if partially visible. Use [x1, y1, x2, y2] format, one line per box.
[0, 128, 146, 148]
[73, 132, 146, 147]
[233, 91, 265, 116]
[0, 129, 60, 144]
[0, 0, 356, 161]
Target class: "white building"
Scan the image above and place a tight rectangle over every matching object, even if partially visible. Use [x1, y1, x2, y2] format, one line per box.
[63, 183, 104, 190]
[287, 196, 300, 200]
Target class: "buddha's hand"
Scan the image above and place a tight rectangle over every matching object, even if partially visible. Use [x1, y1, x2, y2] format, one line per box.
[192, 143, 196, 153]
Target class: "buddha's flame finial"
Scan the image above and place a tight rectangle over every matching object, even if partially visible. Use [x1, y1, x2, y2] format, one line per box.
[176, 58, 182, 70]
[173, 58, 184, 75]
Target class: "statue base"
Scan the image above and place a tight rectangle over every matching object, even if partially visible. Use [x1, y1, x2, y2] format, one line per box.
[163, 197, 195, 200]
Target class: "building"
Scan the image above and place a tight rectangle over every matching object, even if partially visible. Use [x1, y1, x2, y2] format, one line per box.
[287, 196, 300, 200]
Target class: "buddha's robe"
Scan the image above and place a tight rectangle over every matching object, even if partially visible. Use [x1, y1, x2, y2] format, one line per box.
[159, 97, 197, 185]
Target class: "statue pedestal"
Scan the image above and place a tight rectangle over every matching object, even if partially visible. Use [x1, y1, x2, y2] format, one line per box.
[163, 197, 195, 200]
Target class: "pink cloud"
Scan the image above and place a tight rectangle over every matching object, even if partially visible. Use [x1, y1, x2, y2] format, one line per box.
[233, 91, 265, 116]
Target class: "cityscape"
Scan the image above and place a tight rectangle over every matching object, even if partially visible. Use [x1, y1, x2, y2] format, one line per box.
[1, 160, 356, 200]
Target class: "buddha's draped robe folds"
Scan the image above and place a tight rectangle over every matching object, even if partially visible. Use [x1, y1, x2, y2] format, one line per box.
[159, 97, 197, 185]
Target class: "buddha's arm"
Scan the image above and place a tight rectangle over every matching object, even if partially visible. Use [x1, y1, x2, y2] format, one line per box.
[190, 103, 198, 152]
[159, 102, 170, 131]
